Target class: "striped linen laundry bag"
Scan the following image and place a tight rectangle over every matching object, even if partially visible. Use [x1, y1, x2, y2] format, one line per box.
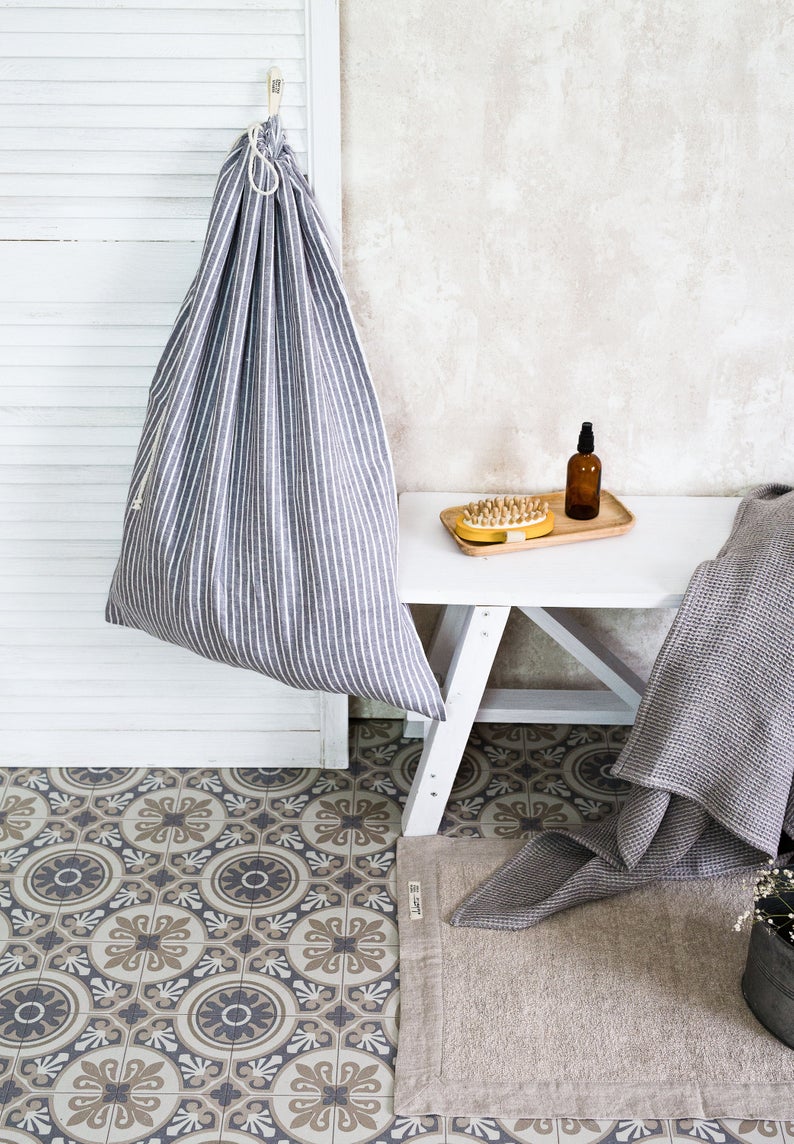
[106, 118, 444, 721]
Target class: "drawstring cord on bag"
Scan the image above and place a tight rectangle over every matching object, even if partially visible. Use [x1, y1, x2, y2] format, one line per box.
[247, 123, 279, 196]
[130, 414, 166, 511]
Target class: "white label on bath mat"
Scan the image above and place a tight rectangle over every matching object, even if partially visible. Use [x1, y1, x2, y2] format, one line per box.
[407, 880, 423, 920]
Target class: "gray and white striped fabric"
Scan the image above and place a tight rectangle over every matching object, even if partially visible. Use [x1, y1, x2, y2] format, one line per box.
[106, 118, 444, 721]
[453, 484, 794, 929]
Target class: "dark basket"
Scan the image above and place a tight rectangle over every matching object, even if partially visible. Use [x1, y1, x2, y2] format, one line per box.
[741, 921, 794, 1049]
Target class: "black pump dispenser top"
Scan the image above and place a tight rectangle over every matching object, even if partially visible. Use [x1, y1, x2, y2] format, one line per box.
[577, 421, 594, 454]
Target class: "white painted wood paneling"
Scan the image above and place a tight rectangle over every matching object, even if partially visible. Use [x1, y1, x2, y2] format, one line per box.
[0, 0, 347, 768]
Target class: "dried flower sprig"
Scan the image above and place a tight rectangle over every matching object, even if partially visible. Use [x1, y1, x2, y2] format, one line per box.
[734, 860, 794, 941]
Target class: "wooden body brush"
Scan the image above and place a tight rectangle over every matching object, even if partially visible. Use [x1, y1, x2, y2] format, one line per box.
[454, 496, 554, 544]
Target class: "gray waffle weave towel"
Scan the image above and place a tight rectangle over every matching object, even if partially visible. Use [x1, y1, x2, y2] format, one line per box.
[453, 483, 794, 930]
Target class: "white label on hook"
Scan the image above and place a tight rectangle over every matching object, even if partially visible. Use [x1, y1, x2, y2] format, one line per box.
[267, 67, 284, 117]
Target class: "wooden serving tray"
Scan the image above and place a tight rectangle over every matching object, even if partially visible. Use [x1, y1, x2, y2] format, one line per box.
[440, 490, 635, 557]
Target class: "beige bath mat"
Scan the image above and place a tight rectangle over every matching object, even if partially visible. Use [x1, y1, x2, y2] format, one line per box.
[395, 836, 793, 1120]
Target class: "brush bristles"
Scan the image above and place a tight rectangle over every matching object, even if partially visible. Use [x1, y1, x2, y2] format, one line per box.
[461, 495, 549, 529]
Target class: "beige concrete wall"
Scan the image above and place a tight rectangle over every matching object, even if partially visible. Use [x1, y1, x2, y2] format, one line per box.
[339, 0, 793, 708]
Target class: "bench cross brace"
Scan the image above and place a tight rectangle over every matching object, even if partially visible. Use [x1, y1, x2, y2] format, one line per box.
[401, 603, 646, 836]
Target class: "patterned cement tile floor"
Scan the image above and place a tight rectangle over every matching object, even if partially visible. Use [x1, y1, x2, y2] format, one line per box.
[0, 720, 788, 1144]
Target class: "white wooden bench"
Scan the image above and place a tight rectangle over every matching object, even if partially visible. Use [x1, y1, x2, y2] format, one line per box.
[397, 492, 740, 836]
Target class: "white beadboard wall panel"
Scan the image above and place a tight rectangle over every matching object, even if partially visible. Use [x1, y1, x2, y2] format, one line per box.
[0, 0, 347, 768]
[10, 105, 309, 128]
[5, 0, 302, 7]
[1, 33, 305, 56]
[3, 389, 149, 404]
[0, 244, 197, 300]
[11, 732, 328, 767]
[2, 81, 308, 103]
[0, 58, 306, 81]
[0, 7, 303, 29]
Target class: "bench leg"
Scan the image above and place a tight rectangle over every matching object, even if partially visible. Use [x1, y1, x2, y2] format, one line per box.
[519, 606, 646, 712]
[401, 605, 510, 836]
[403, 605, 468, 738]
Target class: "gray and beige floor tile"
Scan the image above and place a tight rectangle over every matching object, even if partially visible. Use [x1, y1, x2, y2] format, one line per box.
[0, 723, 786, 1144]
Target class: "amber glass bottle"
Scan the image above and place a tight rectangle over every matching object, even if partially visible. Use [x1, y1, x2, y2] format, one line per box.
[565, 421, 601, 519]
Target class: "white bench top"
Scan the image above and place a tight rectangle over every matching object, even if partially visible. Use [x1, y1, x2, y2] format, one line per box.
[398, 493, 741, 608]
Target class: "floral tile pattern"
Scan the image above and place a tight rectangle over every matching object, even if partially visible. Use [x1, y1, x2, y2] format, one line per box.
[0, 720, 785, 1144]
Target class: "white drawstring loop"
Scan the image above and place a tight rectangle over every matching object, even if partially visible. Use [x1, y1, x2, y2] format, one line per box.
[247, 123, 279, 196]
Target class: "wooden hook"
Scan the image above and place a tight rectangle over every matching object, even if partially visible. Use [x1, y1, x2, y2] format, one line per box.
[267, 66, 284, 118]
